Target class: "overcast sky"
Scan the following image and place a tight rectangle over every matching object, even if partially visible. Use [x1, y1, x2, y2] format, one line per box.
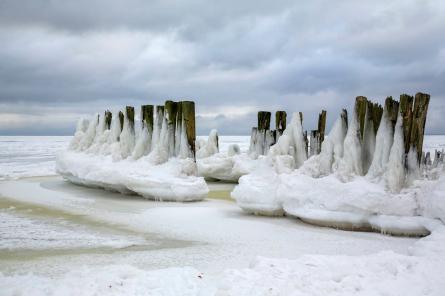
[0, 0, 444, 135]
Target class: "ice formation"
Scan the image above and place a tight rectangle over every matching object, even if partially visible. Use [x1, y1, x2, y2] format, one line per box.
[57, 102, 208, 201]
[232, 94, 443, 235]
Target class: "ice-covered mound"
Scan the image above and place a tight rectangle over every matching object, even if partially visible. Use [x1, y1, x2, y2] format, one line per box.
[196, 129, 259, 182]
[197, 152, 258, 182]
[57, 151, 208, 201]
[57, 103, 209, 202]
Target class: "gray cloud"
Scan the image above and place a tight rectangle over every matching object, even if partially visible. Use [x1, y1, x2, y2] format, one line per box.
[0, 0, 444, 135]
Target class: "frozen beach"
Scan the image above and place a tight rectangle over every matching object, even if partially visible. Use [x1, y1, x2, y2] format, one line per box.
[0, 136, 445, 295]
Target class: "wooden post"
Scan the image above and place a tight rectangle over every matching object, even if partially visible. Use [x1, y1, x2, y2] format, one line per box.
[249, 127, 258, 154]
[258, 111, 271, 131]
[341, 108, 348, 130]
[310, 130, 320, 156]
[399, 94, 414, 154]
[275, 111, 287, 136]
[175, 102, 183, 155]
[165, 100, 178, 156]
[181, 101, 196, 159]
[156, 105, 165, 131]
[384, 96, 399, 129]
[318, 110, 327, 144]
[410, 92, 430, 163]
[126, 106, 135, 130]
[118, 111, 124, 132]
[104, 110, 112, 130]
[355, 96, 368, 140]
[141, 105, 154, 133]
[371, 102, 383, 134]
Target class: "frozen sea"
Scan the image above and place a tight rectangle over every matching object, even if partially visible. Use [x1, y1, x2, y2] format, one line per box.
[0, 135, 443, 181]
[0, 135, 251, 180]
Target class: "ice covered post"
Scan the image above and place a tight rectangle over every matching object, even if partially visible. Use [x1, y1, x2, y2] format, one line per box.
[141, 105, 154, 133]
[318, 110, 327, 144]
[299, 112, 309, 158]
[126, 106, 135, 130]
[410, 92, 430, 163]
[257, 111, 272, 155]
[118, 111, 124, 132]
[355, 96, 368, 140]
[104, 110, 112, 130]
[276, 111, 287, 136]
[385, 96, 400, 130]
[400, 94, 414, 155]
[181, 101, 196, 160]
[165, 100, 179, 157]
[175, 102, 183, 155]
[310, 110, 327, 156]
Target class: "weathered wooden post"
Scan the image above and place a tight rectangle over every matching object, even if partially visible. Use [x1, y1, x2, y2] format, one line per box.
[309, 130, 320, 156]
[355, 96, 368, 140]
[165, 100, 178, 157]
[384, 96, 399, 130]
[400, 94, 414, 154]
[126, 106, 135, 131]
[258, 111, 271, 131]
[275, 111, 287, 136]
[257, 111, 271, 155]
[410, 92, 430, 163]
[141, 105, 154, 133]
[318, 110, 327, 144]
[341, 108, 348, 130]
[298, 112, 309, 158]
[118, 111, 124, 132]
[104, 110, 112, 130]
[371, 102, 383, 134]
[181, 101, 196, 159]
[175, 101, 183, 155]
[156, 105, 165, 130]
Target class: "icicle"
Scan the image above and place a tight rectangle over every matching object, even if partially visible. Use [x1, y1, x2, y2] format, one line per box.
[318, 114, 347, 175]
[196, 129, 219, 159]
[367, 109, 394, 179]
[68, 118, 89, 150]
[385, 112, 405, 193]
[337, 108, 363, 179]
[79, 114, 99, 151]
[290, 113, 307, 168]
[87, 114, 108, 154]
[362, 106, 376, 174]
[119, 112, 135, 159]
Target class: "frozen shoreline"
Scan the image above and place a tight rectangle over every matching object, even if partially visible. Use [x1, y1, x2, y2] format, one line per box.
[1, 176, 444, 295]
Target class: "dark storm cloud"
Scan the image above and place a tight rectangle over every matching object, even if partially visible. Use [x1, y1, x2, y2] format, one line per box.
[0, 0, 444, 135]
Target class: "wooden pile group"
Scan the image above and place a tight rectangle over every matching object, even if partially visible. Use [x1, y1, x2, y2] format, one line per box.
[103, 100, 196, 159]
[249, 92, 432, 173]
[249, 110, 327, 158]
[249, 111, 286, 156]
[351, 92, 430, 173]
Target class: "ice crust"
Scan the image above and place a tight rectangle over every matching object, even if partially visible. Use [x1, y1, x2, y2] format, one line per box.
[57, 111, 208, 201]
[232, 111, 445, 235]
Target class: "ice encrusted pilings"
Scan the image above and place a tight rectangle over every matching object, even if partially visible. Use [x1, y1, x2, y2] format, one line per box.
[249, 109, 328, 159]
[232, 92, 444, 236]
[57, 100, 209, 202]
